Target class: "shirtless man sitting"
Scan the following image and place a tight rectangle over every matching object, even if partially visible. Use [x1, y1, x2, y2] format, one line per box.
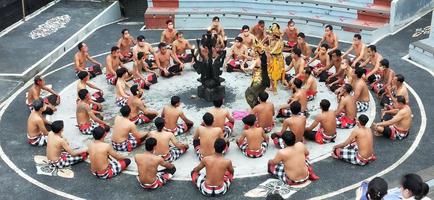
[296, 32, 312, 60]
[127, 85, 158, 125]
[77, 71, 104, 112]
[161, 96, 194, 135]
[27, 99, 50, 146]
[172, 32, 194, 63]
[332, 114, 376, 165]
[105, 46, 125, 85]
[132, 52, 157, 90]
[89, 127, 131, 179]
[155, 42, 185, 77]
[237, 114, 269, 158]
[147, 117, 189, 162]
[308, 44, 331, 77]
[74, 42, 102, 77]
[117, 28, 136, 63]
[277, 78, 307, 118]
[304, 67, 318, 101]
[135, 137, 176, 189]
[47, 120, 88, 170]
[316, 25, 338, 53]
[209, 17, 226, 43]
[273, 101, 306, 148]
[373, 96, 412, 140]
[369, 59, 395, 96]
[111, 105, 147, 152]
[132, 35, 157, 69]
[115, 67, 131, 107]
[268, 131, 319, 185]
[238, 25, 255, 50]
[326, 57, 348, 90]
[353, 67, 370, 113]
[335, 84, 357, 129]
[360, 45, 383, 74]
[26, 75, 60, 114]
[161, 20, 177, 45]
[251, 20, 266, 42]
[76, 89, 110, 135]
[284, 48, 306, 87]
[193, 113, 228, 160]
[191, 138, 234, 197]
[342, 34, 366, 67]
[304, 99, 337, 144]
[382, 74, 409, 110]
[251, 91, 275, 133]
[209, 99, 235, 138]
[225, 37, 249, 73]
[283, 20, 299, 52]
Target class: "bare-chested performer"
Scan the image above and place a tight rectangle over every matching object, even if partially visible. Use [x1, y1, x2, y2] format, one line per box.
[132, 35, 156, 68]
[283, 19, 299, 51]
[225, 37, 249, 73]
[135, 137, 176, 189]
[304, 99, 337, 144]
[191, 138, 234, 197]
[268, 131, 319, 185]
[251, 20, 267, 42]
[277, 78, 307, 118]
[360, 45, 383, 74]
[273, 102, 306, 147]
[373, 96, 412, 140]
[209, 16, 226, 42]
[76, 89, 110, 135]
[127, 85, 158, 125]
[304, 67, 318, 101]
[132, 52, 157, 90]
[172, 32, 194, 63]
[251, 91, 275, 133]
[74, 42, 102, 77]
[161, 96, 194, 135]
[309, 44, 331, 77]
[193, 113, 229, 160]
[209, 99, 235, 138]
[26, 75, 60, 114]
[237, 114, 269, 158]
[326, 57, 348, 90]
[335, 84, 357, 129]
[47, 120, 88, 169]
[284, 48, 306, 87]
[111, 105, 147, 152]
[115, 67, 131, 107]
[297, 32, 312, 60]
[105, 46, 125, 85]
[238, 25, 255, 50]
[369, 59, 395, 96]
[353, 67, 370, 113]
[27, 99, 50, 146]
[77, 71, 104, 111]
[342, 34, 366, 67]
[89, 127, 131, 179]
[147, 117, 188, 162]
[332, 114, 376, 165]
[316, 25, 338, 53]
[117, 28, 136, 63]
[382, 74, 409, 110]
[160, 20, 177, 45]
[155, 42, 185, 77]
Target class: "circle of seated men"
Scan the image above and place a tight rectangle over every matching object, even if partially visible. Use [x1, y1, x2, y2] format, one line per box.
[25, 17, 413, 197]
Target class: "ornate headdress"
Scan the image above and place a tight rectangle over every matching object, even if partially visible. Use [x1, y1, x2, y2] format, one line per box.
[266, 23, 282, 37]
[253, 38, 265, 53]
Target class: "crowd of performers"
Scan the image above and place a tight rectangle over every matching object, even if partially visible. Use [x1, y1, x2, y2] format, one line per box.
[25, 16, 416, 197]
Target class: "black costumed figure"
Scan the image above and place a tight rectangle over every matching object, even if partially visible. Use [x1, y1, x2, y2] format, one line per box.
[245, 39, 270, 108]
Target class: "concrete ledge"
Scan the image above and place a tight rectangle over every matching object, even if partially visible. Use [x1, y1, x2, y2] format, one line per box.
[4, 1, 121, 82]
[409, 38, 434, 73]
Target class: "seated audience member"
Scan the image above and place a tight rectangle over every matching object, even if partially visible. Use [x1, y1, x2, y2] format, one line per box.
[304, 99, 337, 144]
[399, 174, 431, 200]
[332, 114, 376, 166]
[373, 96, 412, 140]
[191, 138, 234, 197]
[268, 131, 319, 185]
[237, 114, 269, 158]
[74, 42, 103, 77]
[135, 137, 176, 189]
[111, 105, 148, 152]
[147, 117, 189, 162]
[355, 177, 388, 200]
[251, 91, 275, 133]
[47, 120, 88, 169]
[89, 127, 131, 179]
[161, 96, 194, 135]
[193, 113, 228, 160]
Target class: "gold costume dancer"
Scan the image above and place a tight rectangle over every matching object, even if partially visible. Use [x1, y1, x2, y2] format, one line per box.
[267, 23, 284, 94]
